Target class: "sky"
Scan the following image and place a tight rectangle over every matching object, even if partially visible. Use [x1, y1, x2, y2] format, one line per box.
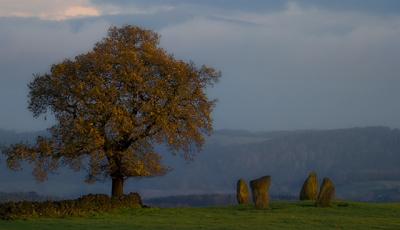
[1, 0, 400, 132]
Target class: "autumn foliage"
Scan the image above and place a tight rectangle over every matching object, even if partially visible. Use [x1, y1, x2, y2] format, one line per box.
[4, 25, 220, 197]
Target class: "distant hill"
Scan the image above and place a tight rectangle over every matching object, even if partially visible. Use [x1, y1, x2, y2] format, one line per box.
[139, 126, 400, 202]
[0, 129, 47, 146]
[0, 191, 56, 203]
[0, 127, 400, 202]
[145, 194, 297, 207]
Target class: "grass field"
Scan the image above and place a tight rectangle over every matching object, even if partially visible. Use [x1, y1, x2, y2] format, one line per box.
[0, 201, 399, 230]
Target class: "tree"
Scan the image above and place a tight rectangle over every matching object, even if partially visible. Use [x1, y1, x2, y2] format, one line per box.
[4, 25, 220, 197]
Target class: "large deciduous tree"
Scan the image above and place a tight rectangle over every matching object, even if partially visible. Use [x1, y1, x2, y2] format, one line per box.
[4, 25, 220, 197]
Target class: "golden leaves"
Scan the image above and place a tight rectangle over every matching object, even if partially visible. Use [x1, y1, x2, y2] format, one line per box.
[6, 25, 220, 184]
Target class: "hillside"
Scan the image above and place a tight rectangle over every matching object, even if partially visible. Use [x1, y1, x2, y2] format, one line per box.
[138, 126, 400, 201]
[0, 127, 400, 201]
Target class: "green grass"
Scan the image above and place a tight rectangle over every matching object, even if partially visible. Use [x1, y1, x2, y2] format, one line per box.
[0, 201, 400, 229]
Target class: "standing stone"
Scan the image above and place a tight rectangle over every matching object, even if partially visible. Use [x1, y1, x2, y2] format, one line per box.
[316, 177, 335, 207]
[299, 172, 319, 201]
[250, 176, 271, 209]
[236, 179, 250, 205]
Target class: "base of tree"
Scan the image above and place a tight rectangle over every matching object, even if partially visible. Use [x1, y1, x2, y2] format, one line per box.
[112, 177, 125, 197]
[0, 193, 143, 220]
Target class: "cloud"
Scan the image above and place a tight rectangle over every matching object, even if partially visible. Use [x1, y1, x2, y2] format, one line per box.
[96, 3, 175, 16]
[0, 0, 100, 20]
[1, 1, 400, 132]
[60, 6, 100, 19]
[91, 0, 286, 13]
[159, 3, 400, 80]
[91, 0, 400, 15]
[4, 0, 398, 21]
[0, 0, 174, 21]
[158, 3, 400, 130]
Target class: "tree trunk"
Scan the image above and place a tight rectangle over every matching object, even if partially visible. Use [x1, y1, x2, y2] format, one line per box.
[112, 177, 124, 197]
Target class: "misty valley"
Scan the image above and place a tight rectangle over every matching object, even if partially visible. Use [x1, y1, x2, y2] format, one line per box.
[1, 126, 399, 204]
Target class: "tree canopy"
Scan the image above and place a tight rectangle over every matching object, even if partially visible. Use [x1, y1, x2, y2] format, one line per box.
[4, 25, 220, 196]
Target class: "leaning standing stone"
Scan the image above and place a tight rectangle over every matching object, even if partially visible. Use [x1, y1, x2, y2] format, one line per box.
[299, 172, 319, 201]
[236, 179, 250, 205]
[250, 176, 271, 209]
[316, 177, 335, 207]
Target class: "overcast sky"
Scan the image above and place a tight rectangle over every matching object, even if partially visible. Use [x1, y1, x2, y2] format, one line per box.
[1, 0, 400, 132]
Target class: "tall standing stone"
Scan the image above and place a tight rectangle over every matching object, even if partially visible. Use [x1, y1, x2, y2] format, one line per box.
[250, 176, 271, 209]
[299, 172, 319, 201]
[316, 177, 335, 207]
[236, 179, 250, 205]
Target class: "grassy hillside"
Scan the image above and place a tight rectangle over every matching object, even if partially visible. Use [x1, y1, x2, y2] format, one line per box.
[1, 201, 400, 229]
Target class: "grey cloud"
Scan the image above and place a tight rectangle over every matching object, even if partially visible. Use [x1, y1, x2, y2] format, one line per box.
[91, 0, 400, 15]
[91, 0, 286, 13]
[1, 2, 400, 132]
[298, 0, 400, 14]
[158, 9, 400, 130]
